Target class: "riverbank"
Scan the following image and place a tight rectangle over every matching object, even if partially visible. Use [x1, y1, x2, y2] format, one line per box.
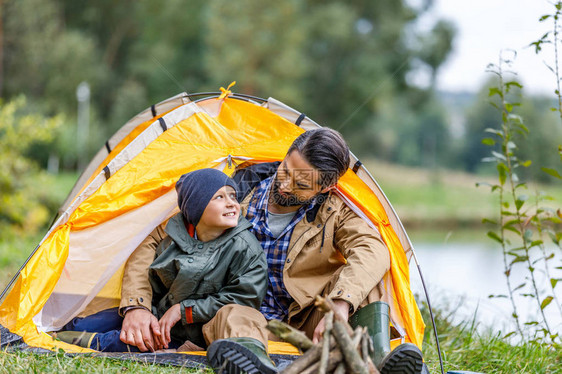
[364, 160, 562, 230]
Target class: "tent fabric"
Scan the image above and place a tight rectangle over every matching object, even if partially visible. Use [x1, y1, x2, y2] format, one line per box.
[0, 92, 424, 360]
[59, 93, 191, 215]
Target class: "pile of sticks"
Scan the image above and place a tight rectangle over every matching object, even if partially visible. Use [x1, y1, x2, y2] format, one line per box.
[267, 296, 380, 374]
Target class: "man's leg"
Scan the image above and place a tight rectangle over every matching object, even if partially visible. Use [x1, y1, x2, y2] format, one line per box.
[54, 329, 139, 352]
[204, 304, 277, 374]
[61, 307, 123, 333]
[291, 276, 423, 374]
[56, 329, 182, 352]
[56, 307, 132, 351]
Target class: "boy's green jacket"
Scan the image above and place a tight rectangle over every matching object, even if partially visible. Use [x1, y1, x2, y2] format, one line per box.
[146, 213, 267, 344]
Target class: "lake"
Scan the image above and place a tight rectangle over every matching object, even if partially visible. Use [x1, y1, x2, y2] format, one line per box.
[408, 230, 562, 338]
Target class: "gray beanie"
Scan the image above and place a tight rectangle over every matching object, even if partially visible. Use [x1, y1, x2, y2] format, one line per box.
[175, 169, 238, 227]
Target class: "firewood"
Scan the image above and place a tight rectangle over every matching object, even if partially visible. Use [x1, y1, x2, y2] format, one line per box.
[266, 319, 314, 351]
[334, 363, 346, 374]
[318, 311, 334, 374]
[332, 321, 369, 374]
[301, 347, 342, 374]
[301, 328, 365, 374]
[314, 296, 354, 335]
[357, 327, 379, 374]
[279, 337, 337, 374]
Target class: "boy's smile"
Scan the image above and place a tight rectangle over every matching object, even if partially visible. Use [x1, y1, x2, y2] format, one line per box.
[197, 185, 240, 235]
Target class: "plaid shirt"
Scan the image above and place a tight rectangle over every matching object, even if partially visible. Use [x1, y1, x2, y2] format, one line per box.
[246, 175, 316, 320]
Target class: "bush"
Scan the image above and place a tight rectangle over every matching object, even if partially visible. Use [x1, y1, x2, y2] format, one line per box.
[0, 97, 63, 238]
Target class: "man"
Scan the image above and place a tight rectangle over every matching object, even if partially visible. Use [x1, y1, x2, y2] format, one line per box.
[120, 128, 424, 374]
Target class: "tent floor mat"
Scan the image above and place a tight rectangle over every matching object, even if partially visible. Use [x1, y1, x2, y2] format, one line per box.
[0, 326, 297, 368]
[2, 348, 297, 369]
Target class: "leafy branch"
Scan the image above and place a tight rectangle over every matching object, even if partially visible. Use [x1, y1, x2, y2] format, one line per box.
[481, 53, 561, 344]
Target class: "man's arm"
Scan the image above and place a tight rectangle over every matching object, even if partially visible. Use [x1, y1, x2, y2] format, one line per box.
[119, 223, 166, 351]
[119, 224, 166, 313]
[312, 203, 390, 342]
[327, 203, 391, 313]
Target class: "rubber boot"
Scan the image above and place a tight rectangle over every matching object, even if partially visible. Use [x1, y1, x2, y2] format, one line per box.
[207, 337, 277, 374]
[350, 301, 423, 374]
[52, 330, 97, 349]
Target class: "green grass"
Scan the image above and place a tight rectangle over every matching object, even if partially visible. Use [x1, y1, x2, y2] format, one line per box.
[0, 351, 211, 373]
[420, 300, 562, 373]
[424, 333, 561, 373]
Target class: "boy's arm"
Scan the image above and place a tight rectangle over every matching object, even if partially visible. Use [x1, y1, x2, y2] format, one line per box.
[179, 236, 267, 325]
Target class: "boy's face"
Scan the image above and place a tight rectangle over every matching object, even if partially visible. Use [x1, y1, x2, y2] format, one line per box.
[197, 185, 240, 230]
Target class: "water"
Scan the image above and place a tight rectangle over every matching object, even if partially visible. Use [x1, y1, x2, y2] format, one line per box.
[408, 234, 562, 336]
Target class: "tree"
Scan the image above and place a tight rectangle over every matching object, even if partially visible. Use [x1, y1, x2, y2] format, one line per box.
[3, 0, 105, 115]
[417, 20, 456, 88]
[461, 80, 503, 173]
[204, 0, 310, 104]
[0, 97, 62, 237]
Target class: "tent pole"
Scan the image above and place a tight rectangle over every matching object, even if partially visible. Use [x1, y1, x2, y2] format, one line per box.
[411, 250, 445, 374]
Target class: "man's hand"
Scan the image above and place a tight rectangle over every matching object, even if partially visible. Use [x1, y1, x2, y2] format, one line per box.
[312, 299, 350, 344]
[159, 303, 182, 348]
[120, 308, 163, 352]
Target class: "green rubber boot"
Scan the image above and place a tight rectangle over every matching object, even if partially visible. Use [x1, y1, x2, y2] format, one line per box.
[52, 330, 97, 349]
[350, 301, 423, 374]
[207, 337, 277, 374]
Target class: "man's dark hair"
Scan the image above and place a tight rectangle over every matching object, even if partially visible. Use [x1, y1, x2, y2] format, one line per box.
[287, 128, 350, 188]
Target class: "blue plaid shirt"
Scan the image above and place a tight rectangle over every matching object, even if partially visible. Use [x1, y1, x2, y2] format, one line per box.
[246, 175, 316, 320]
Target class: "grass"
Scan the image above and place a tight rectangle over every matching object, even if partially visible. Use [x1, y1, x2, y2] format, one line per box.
[0, 311, 558, 374]
[420, 300, 562, 373]
[424, 332, 561, 373]
[0, 350, 212, 373]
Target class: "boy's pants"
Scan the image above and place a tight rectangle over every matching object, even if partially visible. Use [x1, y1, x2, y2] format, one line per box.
[60, 307, 181, 352]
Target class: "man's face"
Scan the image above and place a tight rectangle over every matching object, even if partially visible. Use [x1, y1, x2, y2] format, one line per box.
[270, 150, 331, 207]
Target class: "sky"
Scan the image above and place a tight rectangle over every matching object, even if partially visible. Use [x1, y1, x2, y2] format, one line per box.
[421, 0, 557, 95]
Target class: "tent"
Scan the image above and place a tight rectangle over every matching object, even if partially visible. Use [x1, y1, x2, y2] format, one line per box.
[0, 87, 425, 366]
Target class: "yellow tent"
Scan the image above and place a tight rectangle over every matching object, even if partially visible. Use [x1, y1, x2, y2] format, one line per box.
[0, 89, 424, 364]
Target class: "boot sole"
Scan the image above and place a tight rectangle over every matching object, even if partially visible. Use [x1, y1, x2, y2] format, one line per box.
[380, 343, 424, 374]
[207, 340, 277, 374]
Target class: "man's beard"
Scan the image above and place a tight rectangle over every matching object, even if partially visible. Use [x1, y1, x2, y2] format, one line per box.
[270, 178, 317, 207]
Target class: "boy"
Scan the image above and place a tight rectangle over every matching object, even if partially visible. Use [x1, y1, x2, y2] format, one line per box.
[55, 168, 267, 352]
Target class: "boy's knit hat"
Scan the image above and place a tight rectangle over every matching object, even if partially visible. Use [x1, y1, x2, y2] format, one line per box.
[176, 169, 238, 227]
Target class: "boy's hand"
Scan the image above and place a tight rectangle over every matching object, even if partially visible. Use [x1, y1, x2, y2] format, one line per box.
[159, 303, 181, 348]
[120, 308, 163, 352]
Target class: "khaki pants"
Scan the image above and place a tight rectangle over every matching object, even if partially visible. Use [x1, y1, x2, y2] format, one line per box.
[201, 278, 383, 350]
